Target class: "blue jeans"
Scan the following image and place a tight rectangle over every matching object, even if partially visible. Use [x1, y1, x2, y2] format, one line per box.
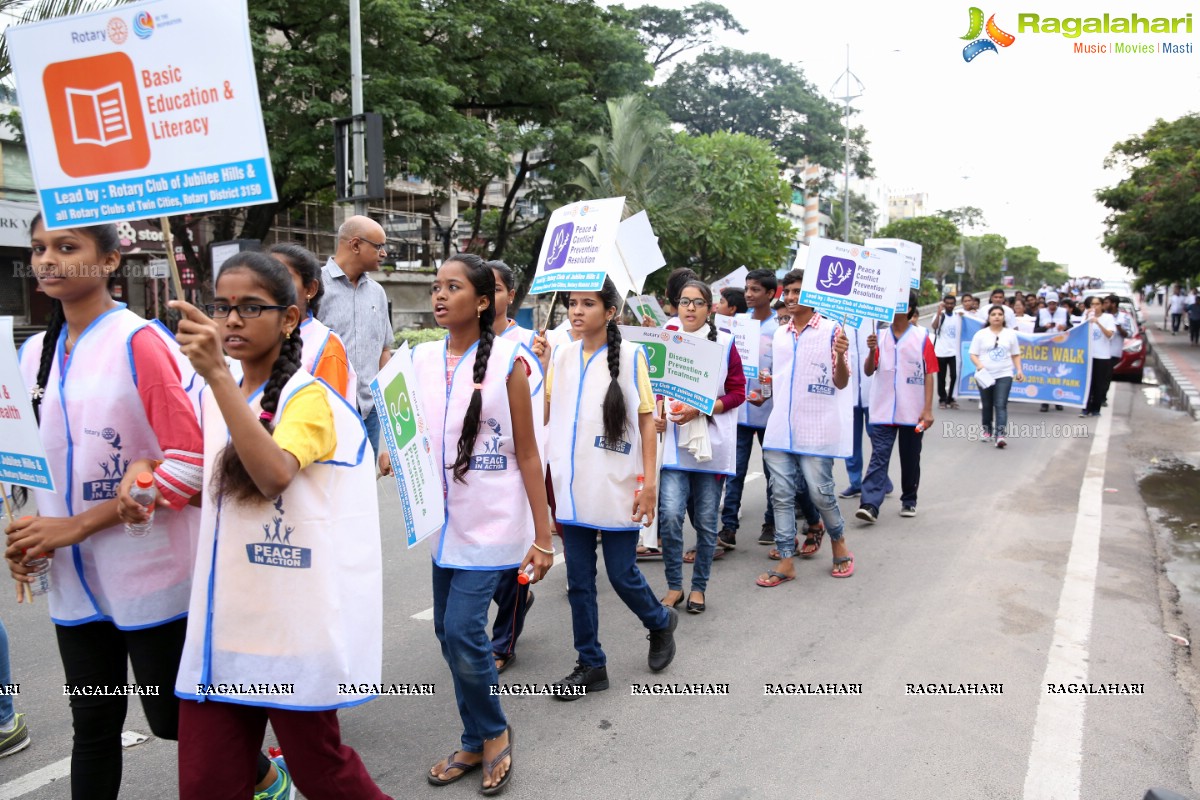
[659, 469, 725, 593]
[720, 426, 819, 531]
[861, 425, 923, 509]
[490, 570, 531, 658]
[846, 406, 893, 495]
[763, 451, 845, 559]
[979, 376, 1014, 436]
[0, 616, 12, 726]
[431, 563, 507, 753]
[363, 408, 381, 458]
[562, 526, 669, 668]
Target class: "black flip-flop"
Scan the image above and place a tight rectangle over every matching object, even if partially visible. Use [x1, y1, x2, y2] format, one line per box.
[480, 726, 513, 796]
[495, 653, 515, 674]
[427, 751, 481, 786]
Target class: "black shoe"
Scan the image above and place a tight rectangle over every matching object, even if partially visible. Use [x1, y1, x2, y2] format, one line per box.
[1039, 403, 1049, 412]
[552, 662, 609, 701]
[717, 527, 737, 550]
[757, 524, 775, 545]
[855, 505, 878, 523]
[647, 607, 679, 672]
[1055, 405, 1064, 411]
[686, 593, 706, 614]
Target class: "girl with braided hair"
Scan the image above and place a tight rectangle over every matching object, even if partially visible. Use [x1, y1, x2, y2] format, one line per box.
[143, 252, 390, 799]
[545, 277, 678, 698]
[393, 253, 551, 794]
[655, 281, 745, 614]
[6, 216, 204, 799]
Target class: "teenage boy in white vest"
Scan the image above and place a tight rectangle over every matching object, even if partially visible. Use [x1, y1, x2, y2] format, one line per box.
[755, 269, 856, 586]
[855, 292, 937, 523]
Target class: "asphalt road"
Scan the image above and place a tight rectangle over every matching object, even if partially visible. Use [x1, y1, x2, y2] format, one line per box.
[2, 379, 1198, 799]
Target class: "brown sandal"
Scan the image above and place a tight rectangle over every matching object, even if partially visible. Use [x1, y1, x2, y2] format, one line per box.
[799, 524, 825, 557]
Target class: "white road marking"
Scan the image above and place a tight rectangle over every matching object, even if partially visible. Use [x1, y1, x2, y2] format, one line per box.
[0, 729, 153, 798]
[411, 551, 566, 620]
[1022, 412, 1112, 800]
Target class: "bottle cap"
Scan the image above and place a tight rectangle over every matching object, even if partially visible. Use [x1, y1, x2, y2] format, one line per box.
[517, 572, 530, 585]
[136, 472, 154, 488]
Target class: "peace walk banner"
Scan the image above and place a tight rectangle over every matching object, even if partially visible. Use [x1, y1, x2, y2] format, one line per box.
[956, 317, 1092, 407]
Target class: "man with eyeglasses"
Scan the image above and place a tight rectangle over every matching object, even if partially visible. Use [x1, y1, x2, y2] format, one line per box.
[317, 215, 394, 456]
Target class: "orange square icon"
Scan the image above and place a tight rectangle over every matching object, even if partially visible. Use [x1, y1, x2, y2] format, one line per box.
[43, 52, 150, 178]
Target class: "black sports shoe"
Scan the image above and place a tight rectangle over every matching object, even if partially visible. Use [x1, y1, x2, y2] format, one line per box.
[552, 662, 609, 701]
[855, 505, 878, 523]
[757, 523, 775, 545]
[647, 607, 679, 672]
[717, 527, 737, 550]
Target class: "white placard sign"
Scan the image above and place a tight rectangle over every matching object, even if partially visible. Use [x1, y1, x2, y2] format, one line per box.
[615, 210, 666, 293]
[619, 326, 725, 415]
[630, 295, 667, 327]
[528, 197, 625, 294]
[711, 266, 749, 294]
[370, 344, 444, 548]
[865, 237, 922, 311]
[726, 315, 761, 380]
[799, 238, 906, 326]
[8, 0, 277, 230]
[0, 318, 56, 492]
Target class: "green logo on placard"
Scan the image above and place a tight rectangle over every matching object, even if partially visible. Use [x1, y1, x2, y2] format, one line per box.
[642, 342, 667, 379]
[384, 372, 417, 449]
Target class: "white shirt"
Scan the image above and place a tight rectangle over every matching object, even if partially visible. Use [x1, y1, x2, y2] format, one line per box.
[1169, 294, 1187, 314]
[1088, 312, 1115, 359]
[969, 327, 1021, 379]
[932, 309, 960, 358]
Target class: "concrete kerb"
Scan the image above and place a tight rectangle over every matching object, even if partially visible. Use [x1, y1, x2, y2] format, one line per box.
[1145, 327, 1200, 421]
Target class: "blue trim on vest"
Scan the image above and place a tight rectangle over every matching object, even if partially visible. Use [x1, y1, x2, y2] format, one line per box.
[431, 559, 522, 571]
[53, 609, 187, 630]
[173, 689, 378, 713]
[515, 342, 544, 397]
[435, 338, 480, 566]
[310, 377, 368, 468]
[567, 343, 608, 520]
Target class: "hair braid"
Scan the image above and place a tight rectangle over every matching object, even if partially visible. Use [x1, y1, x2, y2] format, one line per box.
[449, 255, 497, 483]
[601, 318, 628, 446]
[215, 327, 303, 503]
[707, 316, 718, 342]
[31, 299, 64, 424]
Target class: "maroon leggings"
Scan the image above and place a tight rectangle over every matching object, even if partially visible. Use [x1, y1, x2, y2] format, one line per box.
[178, 699, 392, 800]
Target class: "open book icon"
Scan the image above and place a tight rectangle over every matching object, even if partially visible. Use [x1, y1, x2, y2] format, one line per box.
[66, 82, 133, 147]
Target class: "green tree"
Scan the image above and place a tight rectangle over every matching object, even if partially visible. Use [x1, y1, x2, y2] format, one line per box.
[1004, 245, 1069, 289]
[874, 215, 960, 301]
[654, 47, 870, 175]
[1097, 113, 1200, 285]
[961, 233, 1007, 290]
[828, 190, 880, 244]
[659, 131, 793, 281]
[609, 1, 745, 70]
[936, 206, 987, 232]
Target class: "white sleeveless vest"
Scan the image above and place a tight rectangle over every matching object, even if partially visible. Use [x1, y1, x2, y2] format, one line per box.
[18, 306, 200, 629]
[869, 325, 930, 426]
[175, 369, 381, 710]
[737, 313, 778, 429]
[413, 336, 535, 569]
[846, 324, 875, 410]
[501, 321, 537, 351]
[762, 317, 853, 458]
[300, 312, 358, 401]
[548, 340, 644, 531]
[663, 330, 737, 475]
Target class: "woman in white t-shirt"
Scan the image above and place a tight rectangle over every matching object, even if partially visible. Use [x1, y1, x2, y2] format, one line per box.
[1011, 297, 1035, 333]
[1082, 296, 1115, 417]
[969, 305, 1024, 448]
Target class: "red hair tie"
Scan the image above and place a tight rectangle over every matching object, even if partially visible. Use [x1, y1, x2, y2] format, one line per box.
[259, 411, 274, 422]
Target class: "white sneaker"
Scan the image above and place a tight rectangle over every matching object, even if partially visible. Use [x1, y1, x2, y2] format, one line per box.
[995, 436, 1007, 449]
[980, 432, 992, 444]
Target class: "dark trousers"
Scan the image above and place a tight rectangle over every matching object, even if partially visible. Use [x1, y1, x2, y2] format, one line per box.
[861, 425, 923, 509]
[562, 526, 668, 668]
[491, 570, 531, 658]
[56, 618, 187, 800]
[179, 700, 391, 800]
[1171, 313, 1183, 333]
[1086, 357, 1114, 414]
[1190, 317, 1200, 343]
[937, 356, 957, 403]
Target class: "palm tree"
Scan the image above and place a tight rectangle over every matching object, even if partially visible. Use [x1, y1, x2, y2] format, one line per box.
[0, 0, 138, 78]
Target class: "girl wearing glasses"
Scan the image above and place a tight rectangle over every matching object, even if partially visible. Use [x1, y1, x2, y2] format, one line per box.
[968, 304, 1025, 448]
[655, 282, 745, 614]
[6, 216, 204, 800]
[269, 243, 356, 402]
[136, 252, 390, 800]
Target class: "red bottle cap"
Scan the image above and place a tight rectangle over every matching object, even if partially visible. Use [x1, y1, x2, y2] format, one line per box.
[136, 472, 154, 489]
[517, 572, 530, 585]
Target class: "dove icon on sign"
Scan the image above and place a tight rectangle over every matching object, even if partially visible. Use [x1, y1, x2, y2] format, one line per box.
[819, 260, 852, 290]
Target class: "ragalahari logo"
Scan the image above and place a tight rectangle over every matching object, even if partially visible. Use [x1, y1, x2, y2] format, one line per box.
[962, 7, 1016, 61]
[817, 256, 856, 296]
[544, 222, 573, 270]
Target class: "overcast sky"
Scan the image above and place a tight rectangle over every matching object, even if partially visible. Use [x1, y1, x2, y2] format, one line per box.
[649, 0, 1200, 279]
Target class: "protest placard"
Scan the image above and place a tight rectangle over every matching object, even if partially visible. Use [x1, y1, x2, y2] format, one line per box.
[619, 326, 725, 415]
[630, 295, 667, 327]
[371, 344, 445, 548]
[8, 0, 277, 230]
[726, 315, 761, 380]
[0, 318, 55, 492]
[957, 317, 1092, 407]
[711, 266, 748, 294]
[528, 197, 626, 294]
[615, 210, 666, 293]
[866, 237, 922, 311]
[799, 238, 906, 326]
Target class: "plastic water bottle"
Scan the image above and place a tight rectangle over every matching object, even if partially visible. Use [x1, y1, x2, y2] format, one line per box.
[25, 551, 50, 597]
[760, 368, 773, 399]
[126, 472, 156, 537]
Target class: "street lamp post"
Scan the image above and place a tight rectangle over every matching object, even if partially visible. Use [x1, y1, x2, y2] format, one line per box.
[831, 45, 864, 243]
